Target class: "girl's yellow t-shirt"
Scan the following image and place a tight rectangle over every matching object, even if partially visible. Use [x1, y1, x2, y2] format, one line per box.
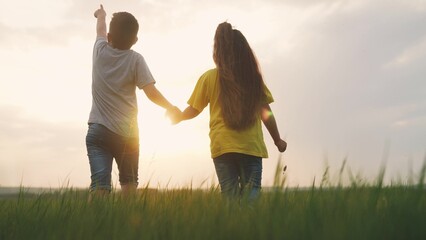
[187, 68, 274, 159]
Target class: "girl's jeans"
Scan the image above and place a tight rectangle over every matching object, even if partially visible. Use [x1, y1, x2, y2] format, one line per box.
[213, 153, 262, 202]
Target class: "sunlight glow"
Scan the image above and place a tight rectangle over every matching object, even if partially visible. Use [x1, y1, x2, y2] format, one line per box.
[262, 109, 273, 121]
[1, 0, 424, 189]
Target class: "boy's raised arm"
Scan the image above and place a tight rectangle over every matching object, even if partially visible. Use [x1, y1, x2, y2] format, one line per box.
[94, 4, 107, 38]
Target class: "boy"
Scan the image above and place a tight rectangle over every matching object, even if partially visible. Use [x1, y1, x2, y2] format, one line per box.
[86, 5, 179, 196]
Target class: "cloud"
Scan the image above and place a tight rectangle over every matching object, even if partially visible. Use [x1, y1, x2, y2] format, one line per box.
[0, 0, 250, 47]
[0, 105, 88, 187]
[257, 0, 426, 182]
[265, 0, 426, 111]
[0, 21, 91, 48]
[385, 36, 426, 68]
[0, 0, 95, 47]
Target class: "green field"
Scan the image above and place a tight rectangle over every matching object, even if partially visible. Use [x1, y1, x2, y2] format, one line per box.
[1, 163, 426, 240]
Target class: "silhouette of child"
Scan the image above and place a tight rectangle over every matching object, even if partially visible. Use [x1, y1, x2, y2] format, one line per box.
[86, 5, 180, 197]
[174, 22, 287, 202]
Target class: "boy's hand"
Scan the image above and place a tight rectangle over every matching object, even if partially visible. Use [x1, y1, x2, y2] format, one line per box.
[166, 106, 183, 125]
[275, 139, 287, 152]
[94, 4, 106, 18]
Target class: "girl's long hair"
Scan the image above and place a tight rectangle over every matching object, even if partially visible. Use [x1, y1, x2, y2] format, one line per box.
[213, 22, 265, 131]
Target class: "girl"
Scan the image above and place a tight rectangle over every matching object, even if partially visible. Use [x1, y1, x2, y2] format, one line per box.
[176, 22, 287, 202]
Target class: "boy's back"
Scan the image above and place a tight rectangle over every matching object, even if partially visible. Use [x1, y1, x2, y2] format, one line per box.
[89, 36, 155, 137]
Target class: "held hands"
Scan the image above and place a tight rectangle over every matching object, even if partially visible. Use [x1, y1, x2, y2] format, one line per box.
[275, 139, 287, 152]
[94, 4, 106, 18]
[166, 106, 183, 125]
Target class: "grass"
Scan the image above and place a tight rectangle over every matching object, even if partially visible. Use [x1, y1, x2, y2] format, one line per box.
[1, 159, 426, 240]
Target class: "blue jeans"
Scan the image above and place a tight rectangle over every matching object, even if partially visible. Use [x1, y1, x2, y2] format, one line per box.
[86, 123, 139, 192]
[213, 153, 262, 202]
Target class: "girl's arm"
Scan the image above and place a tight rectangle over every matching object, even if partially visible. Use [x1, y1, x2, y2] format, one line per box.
[181, 106, 200, 121]
[261, 104, 287, 152]
[168, 105, 199, 125]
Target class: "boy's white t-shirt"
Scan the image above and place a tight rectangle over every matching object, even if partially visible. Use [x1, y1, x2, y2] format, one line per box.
[88, 36, 155, 137]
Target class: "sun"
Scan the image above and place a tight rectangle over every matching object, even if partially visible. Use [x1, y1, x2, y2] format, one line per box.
[137, 88, 210, 155]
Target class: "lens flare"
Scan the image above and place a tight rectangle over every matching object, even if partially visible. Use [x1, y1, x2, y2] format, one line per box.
[261, 109, 273, 120]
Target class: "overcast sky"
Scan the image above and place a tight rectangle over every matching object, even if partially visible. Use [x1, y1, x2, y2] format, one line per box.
[0, 0, 425, 188]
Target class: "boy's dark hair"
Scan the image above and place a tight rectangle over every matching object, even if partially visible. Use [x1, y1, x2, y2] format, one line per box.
[109, 12, 139, 50]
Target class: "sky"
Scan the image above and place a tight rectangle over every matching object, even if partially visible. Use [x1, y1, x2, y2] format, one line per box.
[0, 0, 425, 189]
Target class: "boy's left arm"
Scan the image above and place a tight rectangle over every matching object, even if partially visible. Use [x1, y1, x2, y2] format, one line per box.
[94, 4, 107, 38]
